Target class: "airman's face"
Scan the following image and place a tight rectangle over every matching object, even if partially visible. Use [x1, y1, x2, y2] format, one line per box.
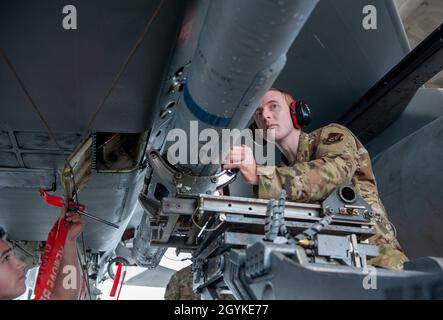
[0, 240, 27, 300]
[254, 90, 295, 143]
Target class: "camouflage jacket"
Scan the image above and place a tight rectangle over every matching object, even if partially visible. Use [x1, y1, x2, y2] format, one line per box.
[164, 265, 234, 300]
[164, 265, 201, 300]
[257, 123, 408, 269]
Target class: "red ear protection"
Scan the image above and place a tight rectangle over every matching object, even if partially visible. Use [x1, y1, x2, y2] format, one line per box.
[289, 100, 312, 129]
[290, 101, 301, 129]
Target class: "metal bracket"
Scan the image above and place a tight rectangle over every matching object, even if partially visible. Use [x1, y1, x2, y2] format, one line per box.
[148, 150, 237, 196]
[322, 185, 373, 223]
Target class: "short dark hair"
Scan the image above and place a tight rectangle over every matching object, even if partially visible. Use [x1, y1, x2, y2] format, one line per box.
[0, 226, 6, 240]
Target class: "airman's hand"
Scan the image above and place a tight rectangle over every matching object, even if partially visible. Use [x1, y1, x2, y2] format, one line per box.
[223, 145, 258, 185]
[64, 211, 85, 242]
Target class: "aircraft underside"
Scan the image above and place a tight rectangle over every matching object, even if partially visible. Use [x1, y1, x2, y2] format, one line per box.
[1, 0, 443, 300]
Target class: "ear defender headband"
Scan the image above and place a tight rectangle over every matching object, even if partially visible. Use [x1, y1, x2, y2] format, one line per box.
[289, 100, 312, 129]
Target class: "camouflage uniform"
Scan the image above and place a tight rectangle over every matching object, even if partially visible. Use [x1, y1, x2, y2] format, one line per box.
[164, 265, 236, 300]
[165, 123, 407, 299]
[164, 265, 201, 300]
[257, 123, 408, 269]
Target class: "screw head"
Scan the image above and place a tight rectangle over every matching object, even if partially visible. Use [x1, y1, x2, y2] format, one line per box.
[175, 173, 183, 179]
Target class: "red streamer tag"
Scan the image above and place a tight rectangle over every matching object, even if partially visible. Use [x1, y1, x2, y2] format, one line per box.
[116, 270, 127, 300]
[34, 219, 69, 300]
[38, 188, 86, 212]
[110, 262, 123, 297]
[78, 270, 87, 300]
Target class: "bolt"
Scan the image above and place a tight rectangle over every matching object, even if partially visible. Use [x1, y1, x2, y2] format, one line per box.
[175, 173, 183, 180]
[160, 109, 172, 118]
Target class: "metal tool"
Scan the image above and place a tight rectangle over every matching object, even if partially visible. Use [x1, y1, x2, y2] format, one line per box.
[39, 188, 119, 229]
[76, 209, 119, 229]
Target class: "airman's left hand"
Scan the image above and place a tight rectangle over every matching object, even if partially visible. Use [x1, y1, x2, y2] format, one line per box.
[64, 211, 85, 242]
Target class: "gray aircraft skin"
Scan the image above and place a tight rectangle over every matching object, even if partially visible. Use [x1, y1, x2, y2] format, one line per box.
[1, 0, 443, 298]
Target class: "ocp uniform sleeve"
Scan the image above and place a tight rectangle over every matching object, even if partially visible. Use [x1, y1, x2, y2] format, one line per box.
[257, 125, 359, 202]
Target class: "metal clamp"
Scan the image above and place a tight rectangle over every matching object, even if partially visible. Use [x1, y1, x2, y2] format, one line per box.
[210, 169, 239, 189]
